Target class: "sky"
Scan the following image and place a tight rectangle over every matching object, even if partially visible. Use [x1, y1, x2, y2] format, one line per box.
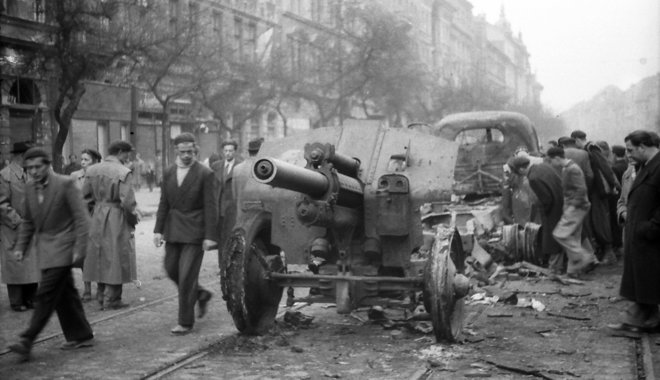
[469, 0, 659, 113]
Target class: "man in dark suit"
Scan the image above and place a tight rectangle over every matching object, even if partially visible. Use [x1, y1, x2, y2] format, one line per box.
[154, 133, 218, 335]
[7, 148, 93, 361]
[609, 130, 660, 332]
[211, 140, 243, 265]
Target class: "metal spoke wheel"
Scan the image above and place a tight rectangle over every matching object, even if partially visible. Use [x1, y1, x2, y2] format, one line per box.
[223, 212, 284, 335]
[423, 229, 469, 343]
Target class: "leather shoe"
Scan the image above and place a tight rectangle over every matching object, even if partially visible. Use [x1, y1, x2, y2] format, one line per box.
[7, 339, 31, 362]
[171, 325, 192, 335]
[197, 291, 212, 319]
[60, 338, 94, 350]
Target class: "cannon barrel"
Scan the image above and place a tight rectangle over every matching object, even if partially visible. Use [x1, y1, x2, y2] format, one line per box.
[254, 158, 329, 197]
[253, 158, 363, 207]
[307, 146, 360, 178]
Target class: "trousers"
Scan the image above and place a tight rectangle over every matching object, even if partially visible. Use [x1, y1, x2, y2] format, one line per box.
[21, 266, 93, 343]
[164, 243, 208, 327]
[552, 205, 597, 275]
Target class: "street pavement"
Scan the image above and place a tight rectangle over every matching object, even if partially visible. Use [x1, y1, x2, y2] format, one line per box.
[0, 188, 658, 379]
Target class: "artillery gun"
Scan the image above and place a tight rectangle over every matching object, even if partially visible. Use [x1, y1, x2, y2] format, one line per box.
[221, 120, 469, 342]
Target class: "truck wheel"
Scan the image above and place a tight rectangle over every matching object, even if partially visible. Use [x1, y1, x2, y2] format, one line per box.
[423, 229, 469, 343]
[224, 213, 284, 335]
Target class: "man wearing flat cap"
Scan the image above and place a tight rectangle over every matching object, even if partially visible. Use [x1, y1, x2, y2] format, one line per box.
[8, 147, 93, 361]
[0, 142, 39, 312]
[82, 140, 139, 310]
[155, 132, 217, 335]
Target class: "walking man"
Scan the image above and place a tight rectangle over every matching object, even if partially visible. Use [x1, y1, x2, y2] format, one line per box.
[154, 133, 217, 335]
[7, 148, 93, 361]
[546, 147, 599, 278]
[0, 142, 38, 312]
[610, 130, 660, 331]
[82, 141, 139, 310]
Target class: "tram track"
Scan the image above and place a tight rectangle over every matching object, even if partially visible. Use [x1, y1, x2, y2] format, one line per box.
[0, 280, 216, 357]
[139, 302, 310, 380]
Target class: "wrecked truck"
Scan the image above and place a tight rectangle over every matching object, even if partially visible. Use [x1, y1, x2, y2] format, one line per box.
[221, 119, 469, 342]
[413, 111, 545, 269]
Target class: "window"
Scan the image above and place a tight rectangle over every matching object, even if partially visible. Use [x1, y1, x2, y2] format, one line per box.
[234, 17, 243, 59]
[120, 122, 129, 141]
[169, 0, 179, 34]
[34, 0, 45, 22]
[97, 121, 110, 155]
[188, 1, 199, 37]
[245, 22, 256, 61]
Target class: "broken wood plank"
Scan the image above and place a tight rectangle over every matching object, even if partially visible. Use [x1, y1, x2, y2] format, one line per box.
[485, 360, 555, 380]
[546, 311, 591, 321]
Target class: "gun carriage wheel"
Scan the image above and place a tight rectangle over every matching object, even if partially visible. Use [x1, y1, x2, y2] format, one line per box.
[223, 212, 284, 334]
[423, 229, 469, 342]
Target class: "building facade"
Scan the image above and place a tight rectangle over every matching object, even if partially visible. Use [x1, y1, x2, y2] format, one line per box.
[2, 0, 543, 169]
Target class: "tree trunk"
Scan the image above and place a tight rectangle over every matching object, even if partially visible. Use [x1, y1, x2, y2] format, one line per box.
[161, 100, 171, 171]
[52, 83, 86, 173]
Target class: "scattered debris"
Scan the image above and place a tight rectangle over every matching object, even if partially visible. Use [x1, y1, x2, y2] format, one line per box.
[486, 312, 513, 318]
[290, 346, 304, 353]
[284, 311, 315, 327]
[546, 311, 591, 321]
[484, 360, 555, 380]
[367, 306, 386, 321]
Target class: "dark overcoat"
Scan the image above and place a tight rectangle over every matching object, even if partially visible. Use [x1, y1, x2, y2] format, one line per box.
[155, 161, 218, 244]
[620, 152, 660, 304]
[527, 163, 564, 257]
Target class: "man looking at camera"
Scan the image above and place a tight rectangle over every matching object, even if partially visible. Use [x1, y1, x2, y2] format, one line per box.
[154, 133, 217, 335]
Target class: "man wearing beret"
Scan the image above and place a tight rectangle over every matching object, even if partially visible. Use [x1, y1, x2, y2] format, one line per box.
[154, 133, 218, 335]
[0, 142, 39, 312]
[7, 148, 93, 361]
[82, 140, 139, 310]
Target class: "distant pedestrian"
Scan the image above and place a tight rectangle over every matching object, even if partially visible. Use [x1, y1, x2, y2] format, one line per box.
[145, 161, 156, 192]
[63, 154, 82, 175]
[609, 130, 660, 332]
[154, 133, 217, 335]
[82, 141, 139, 310]
[70, 148, 102, 302]
[546, 147, 599, 278]
[7, 148, 93, 362]
[0, 142, 38, 312]
[507, 155, 564, 273]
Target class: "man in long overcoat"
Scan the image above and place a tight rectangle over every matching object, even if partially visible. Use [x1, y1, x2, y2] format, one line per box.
[7, 148, 93, 361]
[82, 141, 138, 310]
[211, 140, 242, 264]
[154, 133, 217, 335]
[610, 130, 660, 331]
[0, 142, 38, 311]
[508, 156, 564, 272]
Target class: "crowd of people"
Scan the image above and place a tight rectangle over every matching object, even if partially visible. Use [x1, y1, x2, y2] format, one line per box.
[506, 129, 660, 333]
[1, 133, 263, 361]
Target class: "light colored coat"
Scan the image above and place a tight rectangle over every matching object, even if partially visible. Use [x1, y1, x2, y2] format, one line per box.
[0, 162, 38, 283]
[82, 156, 138, 284]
